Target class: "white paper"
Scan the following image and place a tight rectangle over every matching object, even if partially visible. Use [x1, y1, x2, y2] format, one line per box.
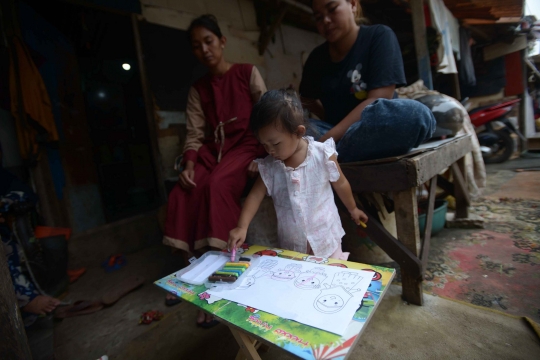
[208, 256, 373, 335]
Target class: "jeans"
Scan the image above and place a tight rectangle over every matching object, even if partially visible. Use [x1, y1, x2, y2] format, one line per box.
[306, 98, 436, 163]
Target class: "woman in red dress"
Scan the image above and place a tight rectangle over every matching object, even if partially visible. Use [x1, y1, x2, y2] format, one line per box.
[163, 15, 266, 326]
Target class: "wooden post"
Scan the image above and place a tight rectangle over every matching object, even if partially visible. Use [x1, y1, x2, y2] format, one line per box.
[230, 327, 261, 360]
[420, 176, 437, 272]
[518, 49, 528, 153]
[258, 5, 288, 56]
[393, 188, 423, 305]
[411, 0, 433, 89]
[451, 73, 461, 100]
[131, 14, 167, 204]
[0, 241, 32, 359]
[452, 157, 469, 219]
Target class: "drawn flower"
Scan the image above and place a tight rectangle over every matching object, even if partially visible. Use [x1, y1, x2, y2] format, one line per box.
[198, 292, 210, 300]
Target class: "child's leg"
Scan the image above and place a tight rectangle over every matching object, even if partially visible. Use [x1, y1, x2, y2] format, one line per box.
[329, 245, 350, 261]
[307, 241, 349, 261]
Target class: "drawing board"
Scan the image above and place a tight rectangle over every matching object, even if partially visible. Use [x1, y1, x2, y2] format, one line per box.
[208, 256, 373, 336]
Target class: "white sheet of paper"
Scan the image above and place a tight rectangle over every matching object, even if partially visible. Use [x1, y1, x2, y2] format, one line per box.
[207, 256, 373, 335]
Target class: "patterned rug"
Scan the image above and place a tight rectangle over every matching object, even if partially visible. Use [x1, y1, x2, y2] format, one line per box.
[386, 197, 540, 323]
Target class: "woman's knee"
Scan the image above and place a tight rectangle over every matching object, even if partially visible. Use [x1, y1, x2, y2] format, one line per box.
[363, 99, 436, 143]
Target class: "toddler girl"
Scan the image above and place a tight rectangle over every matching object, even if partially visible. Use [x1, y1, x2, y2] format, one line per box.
[228, 89, 368, 260]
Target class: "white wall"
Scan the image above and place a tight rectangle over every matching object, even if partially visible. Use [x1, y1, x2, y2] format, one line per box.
[140, 0, 324, 91]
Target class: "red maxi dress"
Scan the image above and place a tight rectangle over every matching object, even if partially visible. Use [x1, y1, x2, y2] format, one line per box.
[164, 64, 266, 252]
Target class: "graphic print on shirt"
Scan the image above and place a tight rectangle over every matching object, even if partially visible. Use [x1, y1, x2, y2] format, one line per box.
[237, 258, 277, 290]
[346, 63, 368, 100]
[294, 267, 328, 290]
[270, 263, 302, 282]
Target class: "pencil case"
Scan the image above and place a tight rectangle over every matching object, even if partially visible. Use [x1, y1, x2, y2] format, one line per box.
[175, 251, 259, 290]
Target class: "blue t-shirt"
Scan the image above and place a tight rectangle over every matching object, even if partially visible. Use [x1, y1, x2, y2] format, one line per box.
[299, 25, 406, 126]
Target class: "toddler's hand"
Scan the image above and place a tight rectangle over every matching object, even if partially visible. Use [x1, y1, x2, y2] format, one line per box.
[350, 208, 368, 227]
[228, 227, 247, 251]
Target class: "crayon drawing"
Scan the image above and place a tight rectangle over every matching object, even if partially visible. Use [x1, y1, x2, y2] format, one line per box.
[207, 256, 372, 335]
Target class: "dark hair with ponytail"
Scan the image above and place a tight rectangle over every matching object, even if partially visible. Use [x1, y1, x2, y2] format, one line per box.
[187, 14, 223, 41]
[250, 89, 306, 137]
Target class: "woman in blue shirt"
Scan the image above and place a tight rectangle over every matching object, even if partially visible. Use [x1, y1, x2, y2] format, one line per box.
[300, 0, 436, 162]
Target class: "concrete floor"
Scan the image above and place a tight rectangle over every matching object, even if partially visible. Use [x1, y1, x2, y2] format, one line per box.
[52, 246, 183, 360]
[47, 155, 540, 360]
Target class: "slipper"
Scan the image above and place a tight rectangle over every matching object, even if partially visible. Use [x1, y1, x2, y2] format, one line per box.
[198, 319, 220, 329]
[102, 275, 145, 306]
[54, 301, 104, 319]
[67, 268, 87, 283]
[101, 254, 126, 272]
[165, 297, 182, 307]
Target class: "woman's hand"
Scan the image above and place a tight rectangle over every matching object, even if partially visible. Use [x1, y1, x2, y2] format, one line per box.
[247, 161, 259, 178]
[178, 161, 196, 190]
[350, 208, 368, 227]
[318, 133, 331, 143]
[228, 227, 248, 251]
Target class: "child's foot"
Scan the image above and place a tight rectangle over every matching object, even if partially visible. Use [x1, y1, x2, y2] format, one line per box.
[196, 310, 206, 325]
[196, 311, 219, 328]
[165, 293, 181, 306]
[201, 313, 219, 328]
[22, 295, 61, 315]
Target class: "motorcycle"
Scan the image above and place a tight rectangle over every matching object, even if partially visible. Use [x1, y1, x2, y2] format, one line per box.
[463, 98, 525, 164]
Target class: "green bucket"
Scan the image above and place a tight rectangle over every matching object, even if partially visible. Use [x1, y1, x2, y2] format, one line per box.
[418, 199, 448, 236]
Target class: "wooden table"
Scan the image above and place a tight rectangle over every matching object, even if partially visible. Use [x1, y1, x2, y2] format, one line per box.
[340, 134, 474, 306]
[155, 245, 395, 360]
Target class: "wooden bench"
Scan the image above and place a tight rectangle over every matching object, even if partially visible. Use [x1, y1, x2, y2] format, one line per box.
[340, 134, 474, 305]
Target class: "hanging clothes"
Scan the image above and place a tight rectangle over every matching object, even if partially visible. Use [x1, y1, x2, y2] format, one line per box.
[459, 26, 476, 87]
[9, 36, 58, 161]
[428, 0, 459, 74]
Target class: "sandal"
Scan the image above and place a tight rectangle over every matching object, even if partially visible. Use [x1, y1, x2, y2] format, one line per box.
[54, 301, 103, 319]
[102, 275, 145, 306]
[165, 297, 182, 307]
[101, 254, 127, 272]
[198, 319, 220, 329]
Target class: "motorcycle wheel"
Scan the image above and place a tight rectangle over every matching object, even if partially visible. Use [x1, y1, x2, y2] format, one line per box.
[483, 129, 514, 164]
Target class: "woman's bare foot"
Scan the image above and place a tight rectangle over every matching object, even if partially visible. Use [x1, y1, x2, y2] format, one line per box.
[22, 295, 61, 315]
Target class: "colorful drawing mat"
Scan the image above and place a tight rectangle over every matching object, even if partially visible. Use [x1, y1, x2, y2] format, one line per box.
[154, 245, 395, 360]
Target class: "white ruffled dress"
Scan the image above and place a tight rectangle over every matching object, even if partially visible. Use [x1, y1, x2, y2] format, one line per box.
[256, 137, 348, 259]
